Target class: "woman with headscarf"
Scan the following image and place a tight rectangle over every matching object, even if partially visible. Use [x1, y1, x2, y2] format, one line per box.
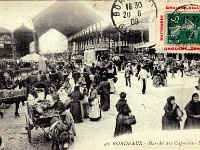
[67, 85, 84, 123]
[114, 92, 132, 137]
[162, 96, 183, 130]
[97, 75, 110, 111]
[184, 93, 200, 129]
[88, 83, 101, 121]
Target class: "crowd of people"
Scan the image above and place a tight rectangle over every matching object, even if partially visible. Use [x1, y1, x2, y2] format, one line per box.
[162, 93, 200, 130]
[0, 55, 200, 149]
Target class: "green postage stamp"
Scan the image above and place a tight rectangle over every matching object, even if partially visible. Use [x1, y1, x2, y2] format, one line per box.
[158, 3, 200, 51]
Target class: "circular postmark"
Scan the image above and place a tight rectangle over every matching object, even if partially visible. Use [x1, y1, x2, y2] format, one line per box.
[168, 4, 200, 48]
[111, 0, 158, 37]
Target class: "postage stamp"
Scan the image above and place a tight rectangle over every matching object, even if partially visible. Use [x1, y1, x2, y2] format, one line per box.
[157, 3, 200, 51]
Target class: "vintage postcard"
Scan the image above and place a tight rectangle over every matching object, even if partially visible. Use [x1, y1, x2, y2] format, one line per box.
[0, 0, 200, 150]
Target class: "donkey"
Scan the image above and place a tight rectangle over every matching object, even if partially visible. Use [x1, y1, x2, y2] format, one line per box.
[49, 117, 72, 150]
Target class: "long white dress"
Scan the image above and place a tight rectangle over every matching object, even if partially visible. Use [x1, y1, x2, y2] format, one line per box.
[88, 89, 101, 120]
[108, 68, 115, 93]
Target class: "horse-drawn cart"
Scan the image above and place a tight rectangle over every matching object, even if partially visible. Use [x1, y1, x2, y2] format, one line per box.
[25, 100, 59, 143]
[184, 61, 200, 77]
[25, 100, 72, 150]
[0, 88, 27, 109]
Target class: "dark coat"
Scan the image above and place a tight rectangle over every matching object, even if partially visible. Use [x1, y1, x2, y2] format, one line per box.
[68, 91, 84, 123]
[90, 67, 96, 75]
[97, 81, 110, 111]
[72, 72, 81, 82]
[184, 100, 200, 129]
[94, 73, 101, 86]
[162, 104, 181, 130]
[100, 67, 108, 78]
[83, 72, 92, 89]
[114, 99, 132, 137]
[113, 66, 117, 76]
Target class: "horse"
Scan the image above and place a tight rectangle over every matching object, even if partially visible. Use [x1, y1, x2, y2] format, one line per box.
[18, 74, 54, 99]
[49, 117, 72, 150]
[49, 72, 63, 91]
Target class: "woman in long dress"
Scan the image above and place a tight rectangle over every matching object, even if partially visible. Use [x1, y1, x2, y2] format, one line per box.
[88, 83, 101, 121]
[114, 92, 132, 137]
[94, 70, 101, 86]
[97, 75, 110, 111]
[162, 96, 182, 130]
[68, 85, 84, 123]
[184, 93, 200, 129]
[107, 65, 115, 94]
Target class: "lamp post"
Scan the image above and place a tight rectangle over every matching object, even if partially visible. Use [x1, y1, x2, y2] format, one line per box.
[11, 32, 16, 60]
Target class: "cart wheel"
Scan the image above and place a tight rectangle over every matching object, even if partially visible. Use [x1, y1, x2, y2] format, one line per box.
[64, 84, 72, 94]
[48, 84, 57, 95]
[184, 69, 192, 76]
[25, 115, 32, 143]
[0, 103, 11, 109]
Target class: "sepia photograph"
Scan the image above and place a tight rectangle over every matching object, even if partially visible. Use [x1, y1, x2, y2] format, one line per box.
[0, 0, 200, 150]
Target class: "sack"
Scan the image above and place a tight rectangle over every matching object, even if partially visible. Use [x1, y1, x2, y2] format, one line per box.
[122, 115, 136, 125]
[113, 77, 118, 83]
[176, 108, 183, 118]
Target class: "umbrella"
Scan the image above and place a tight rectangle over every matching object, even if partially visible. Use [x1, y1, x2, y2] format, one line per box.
[20, 53, 47, 62]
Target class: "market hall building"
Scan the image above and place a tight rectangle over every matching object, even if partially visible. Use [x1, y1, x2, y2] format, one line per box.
[0, 1, 199, 60]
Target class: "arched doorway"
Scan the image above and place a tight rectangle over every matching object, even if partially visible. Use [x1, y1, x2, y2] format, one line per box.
[13, 24, 34, 58]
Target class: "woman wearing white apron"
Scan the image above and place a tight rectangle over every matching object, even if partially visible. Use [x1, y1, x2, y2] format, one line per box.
[107, 65, 115, 94]
[88, 84, 101, 121]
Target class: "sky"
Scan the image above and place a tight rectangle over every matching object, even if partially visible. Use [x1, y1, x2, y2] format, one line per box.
[0, 0, 156, 31]
[0, 1, 56, 31]
[38, 28, 68, 54]
[0, 1, 113, 31]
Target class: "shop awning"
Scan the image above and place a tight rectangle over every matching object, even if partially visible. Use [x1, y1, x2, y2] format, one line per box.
[20, 53, 47, 62]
